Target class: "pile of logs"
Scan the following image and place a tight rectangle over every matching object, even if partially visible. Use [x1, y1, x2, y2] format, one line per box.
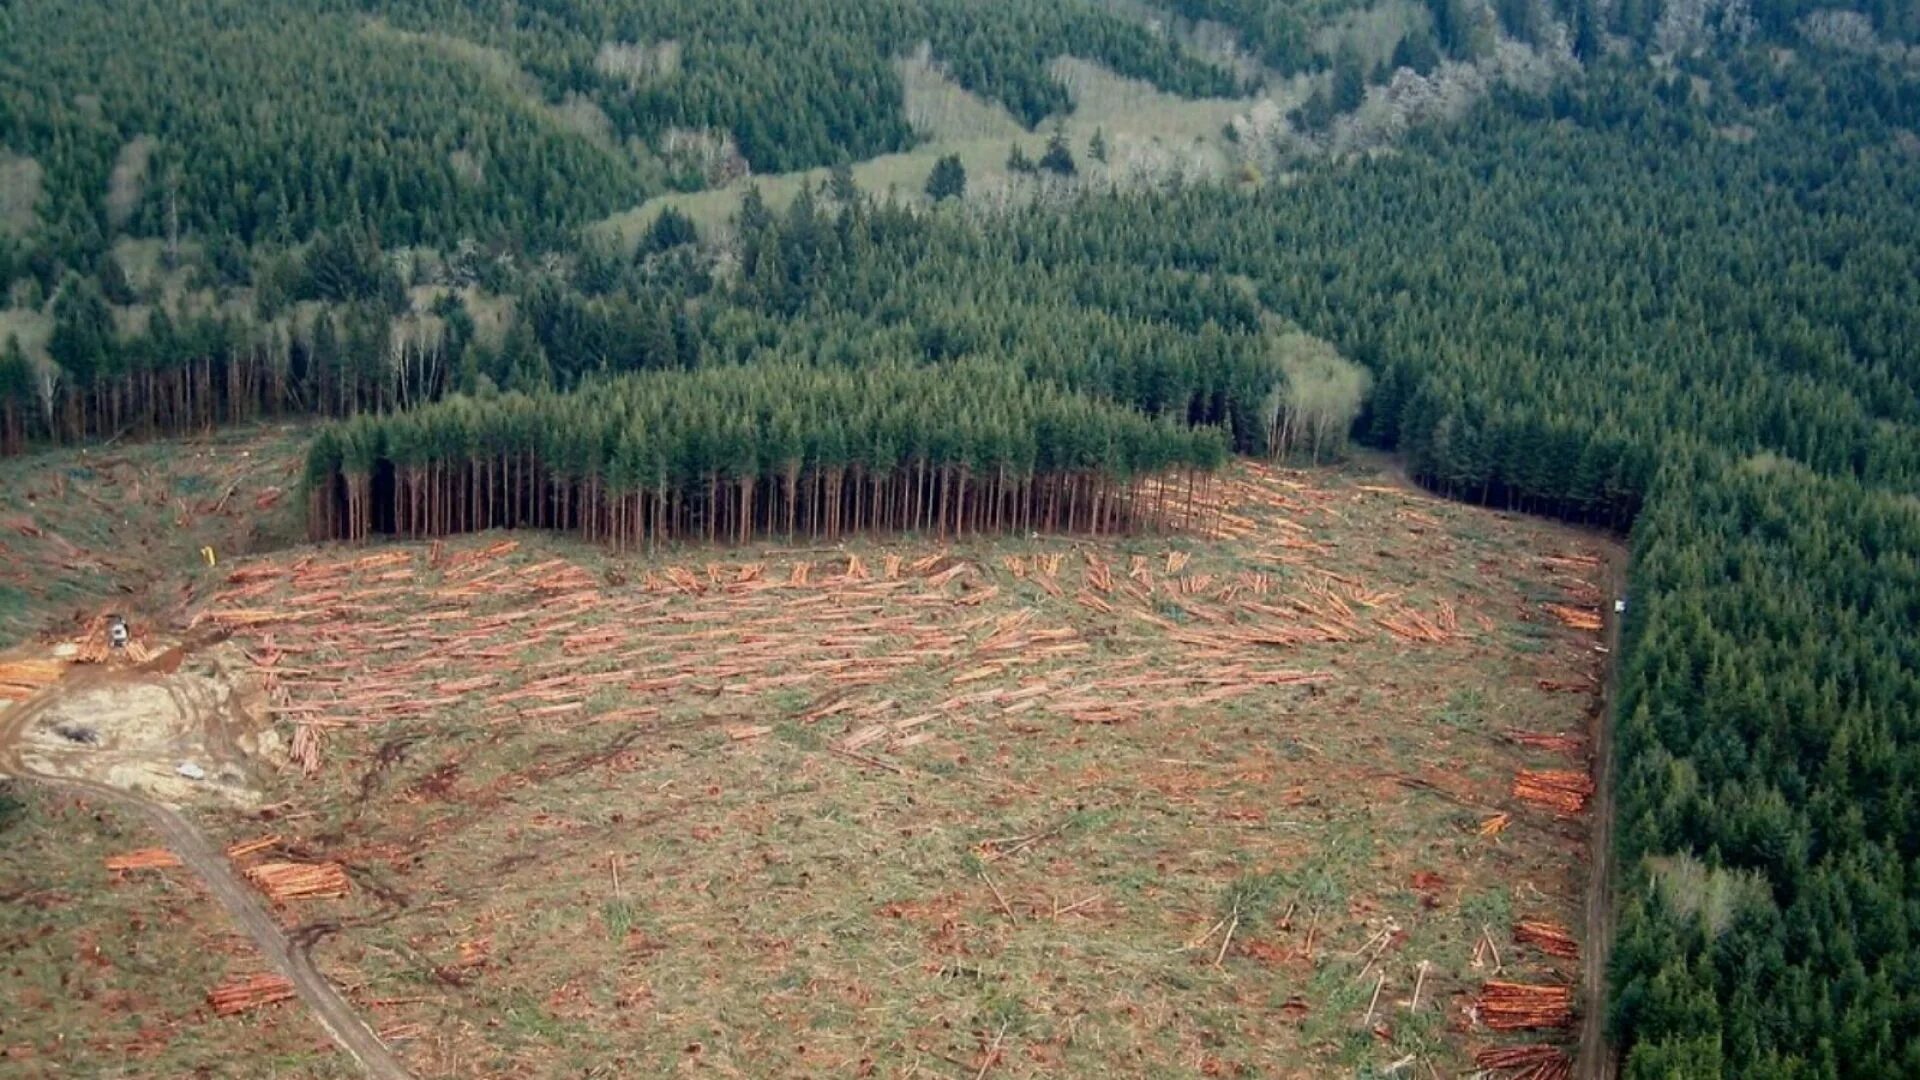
[244, 861, 350, 901]
[1514, 920, 1580, 960]
[105, 848, 182, 872]
[207, 973, 295, 1016]
[225, 835, 280, 860]
[1475, 1044, 1571, 1079]
[1543, 603, 1603, 632]
[1476, 982, 1575, 1030]
[1513, 770, 1595, 814]
[0, 658, 64, 703]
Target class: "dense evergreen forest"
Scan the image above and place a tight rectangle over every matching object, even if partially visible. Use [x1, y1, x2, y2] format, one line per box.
[4, 0, 1920, 1074]
[0, 0, 1234, 273]
[304, 361, 1228, 545]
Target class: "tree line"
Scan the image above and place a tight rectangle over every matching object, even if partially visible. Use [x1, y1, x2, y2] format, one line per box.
[304, 360, 1229, 546]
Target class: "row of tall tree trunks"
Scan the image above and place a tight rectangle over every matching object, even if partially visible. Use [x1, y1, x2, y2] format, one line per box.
[308, 458, 1222, 546]
[3, 347, 447, 452]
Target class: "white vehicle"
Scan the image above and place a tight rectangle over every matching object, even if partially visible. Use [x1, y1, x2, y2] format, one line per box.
[175, 761, 207, 781]
[1614, 599, 1627, 614]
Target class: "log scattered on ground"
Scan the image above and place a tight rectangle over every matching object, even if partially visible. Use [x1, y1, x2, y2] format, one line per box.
[224, 835, 281, 860]
[1513, 920, 1579, 960]
[207, 973, 296, 1016]
[106, 848, 182, 872]
[1542, 603, 1602, 632]
[1474, 1043, 1571, 1079]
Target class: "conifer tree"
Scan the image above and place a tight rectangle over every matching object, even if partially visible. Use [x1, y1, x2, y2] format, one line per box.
[926, 155, 968, 201]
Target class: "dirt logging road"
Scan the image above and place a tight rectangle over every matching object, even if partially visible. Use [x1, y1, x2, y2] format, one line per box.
[34, 777, 415, 1080]
[1577, 555, 1627, 1080]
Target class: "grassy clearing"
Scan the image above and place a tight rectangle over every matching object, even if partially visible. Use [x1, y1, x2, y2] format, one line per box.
[121, 451, 1617, 1077]
[595, 54, 1300, 247]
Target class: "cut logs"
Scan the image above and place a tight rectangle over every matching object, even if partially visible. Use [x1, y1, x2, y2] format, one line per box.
[0, 658, 65, 702]
[1506, 731, 1584, 755]
[1476, 982, 1575, 1031]
[1513, 920, 1580, 960]
[1542, 603, 1602, 632]
[1513, 770, 1595, 815]
[105, 848, 182, 872]
[244, 860, 351, 901]
[207, 973, 296, 1016]
[1474, 1044, 1571, 1080]
[225, 835, 281, 860]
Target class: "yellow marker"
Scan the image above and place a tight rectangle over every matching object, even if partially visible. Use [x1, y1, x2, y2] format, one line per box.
[201, 546, 217, 567]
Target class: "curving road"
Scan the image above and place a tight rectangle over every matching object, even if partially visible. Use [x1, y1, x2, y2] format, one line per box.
[1576, 555, 1626, 1080]
[1, 769, 413, 1079]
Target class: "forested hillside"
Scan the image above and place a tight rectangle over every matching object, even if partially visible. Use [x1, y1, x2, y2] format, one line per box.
[0, 0, 1234, 275]
[3, 0, 1919, 1074]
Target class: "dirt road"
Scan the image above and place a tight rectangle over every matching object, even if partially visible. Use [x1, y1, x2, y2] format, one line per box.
[1576, 555, 1626, 1080]
[0, 770, 413, 1078]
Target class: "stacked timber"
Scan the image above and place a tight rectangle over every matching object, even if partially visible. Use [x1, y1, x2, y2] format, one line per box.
[207, 973, 295, 1015]
[1477, 982, 1575, 1030]
[244, 861, 350, 901]
[1513, 770, 1595, 814]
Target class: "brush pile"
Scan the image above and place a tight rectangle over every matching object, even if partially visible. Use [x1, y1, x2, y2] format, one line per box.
[1476, 982, 1575, 1030]
[207, 973, 296, 1015]
[1513, 921, 1579, 960]
[244, 861, 350, 901]
[1474, 1044, 1571, 1079]
[1513, 770, 1594, 814]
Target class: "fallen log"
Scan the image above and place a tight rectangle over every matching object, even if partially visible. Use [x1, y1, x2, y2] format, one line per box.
[106, 848, 182, 872]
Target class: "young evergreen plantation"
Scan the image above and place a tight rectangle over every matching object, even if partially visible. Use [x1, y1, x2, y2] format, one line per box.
[3, 0, 1919, 1075]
